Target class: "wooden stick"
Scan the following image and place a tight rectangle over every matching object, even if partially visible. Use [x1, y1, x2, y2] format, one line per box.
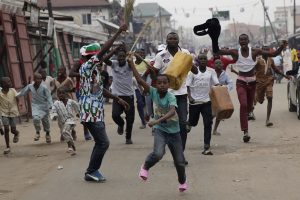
[130, 18, 154, 52]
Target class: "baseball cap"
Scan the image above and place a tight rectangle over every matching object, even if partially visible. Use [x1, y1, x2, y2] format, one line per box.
[80, 43, 101, 56]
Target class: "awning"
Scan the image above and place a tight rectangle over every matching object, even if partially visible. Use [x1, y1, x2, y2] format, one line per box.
[54, 21, 109, 41]
[96, 18, 120, 32]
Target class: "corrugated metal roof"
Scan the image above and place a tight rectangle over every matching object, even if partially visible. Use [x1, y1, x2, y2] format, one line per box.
[133, 3, 171, 18]
[37, 0, 110, 8]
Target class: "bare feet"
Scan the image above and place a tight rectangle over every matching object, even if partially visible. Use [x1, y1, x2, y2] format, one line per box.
[212, 131, 221, 136]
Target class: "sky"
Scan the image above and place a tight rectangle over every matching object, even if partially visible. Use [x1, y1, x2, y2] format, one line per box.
[121, 0, 300, 28]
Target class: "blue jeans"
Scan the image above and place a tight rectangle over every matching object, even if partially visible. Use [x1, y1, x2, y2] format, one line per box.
[144, 129, 186, 184]
[175, 95, 188, 151]
[83, 121, 110, 173]
[135, 89, 146, 125]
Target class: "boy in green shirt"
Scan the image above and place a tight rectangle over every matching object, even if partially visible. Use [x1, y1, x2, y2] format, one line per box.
[127, 54, 187, 192]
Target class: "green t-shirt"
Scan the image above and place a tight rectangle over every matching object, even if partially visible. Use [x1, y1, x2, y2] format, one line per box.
[149, 87, 180, 134]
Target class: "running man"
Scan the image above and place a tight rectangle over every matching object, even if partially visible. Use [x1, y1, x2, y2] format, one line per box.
[214, 34, 287, 142]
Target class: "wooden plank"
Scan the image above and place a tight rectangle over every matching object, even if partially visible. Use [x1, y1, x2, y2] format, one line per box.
[56, 31, 67, 68]
[63, 33, 74, 68]
[0, 11, 29, 116]
[14, 14, 34, 117]
[0, 11, 22, 88]
[15, 14, 33, 84]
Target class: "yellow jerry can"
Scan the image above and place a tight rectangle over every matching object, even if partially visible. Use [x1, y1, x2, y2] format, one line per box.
[163, 51, 193, 90]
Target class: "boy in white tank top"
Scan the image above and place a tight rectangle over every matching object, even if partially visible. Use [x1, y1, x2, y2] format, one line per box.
[213, 34, 287, 143]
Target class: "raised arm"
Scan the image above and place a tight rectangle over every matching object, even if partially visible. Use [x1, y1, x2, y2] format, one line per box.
[216, 49, 238, 60]
[103, 46, 121, 66]
[127, 54, 150, 94]
[97, 24, 127, 59]
[255, 40, 288, 57]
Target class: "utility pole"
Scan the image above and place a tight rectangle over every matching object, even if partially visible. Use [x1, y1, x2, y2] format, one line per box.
[263, 0, 267, 43]
[284, 0, 288, 36]
[233, 18, 238, 47]
[294, 0, 296, 34]
[47, 0, 53, 18]
[159, 6, 163, 43]
[261, 0, 279, 45]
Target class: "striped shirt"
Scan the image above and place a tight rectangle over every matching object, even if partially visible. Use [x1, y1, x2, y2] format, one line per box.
[51, 99, 80, 125]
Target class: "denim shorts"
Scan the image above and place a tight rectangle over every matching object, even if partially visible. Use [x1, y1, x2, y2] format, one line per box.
[2, 116, 17, 127]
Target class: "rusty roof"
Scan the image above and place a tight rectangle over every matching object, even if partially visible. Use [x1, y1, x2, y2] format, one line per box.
[38, 0, 110, 8]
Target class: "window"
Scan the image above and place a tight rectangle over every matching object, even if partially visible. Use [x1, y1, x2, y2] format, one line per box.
[82, 13, 92, 25]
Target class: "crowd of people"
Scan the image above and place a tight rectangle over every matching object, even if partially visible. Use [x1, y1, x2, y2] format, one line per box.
[0, 22, 296, 192]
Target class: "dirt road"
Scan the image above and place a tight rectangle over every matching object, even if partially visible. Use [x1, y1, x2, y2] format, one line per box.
[1, 79, 300, 200]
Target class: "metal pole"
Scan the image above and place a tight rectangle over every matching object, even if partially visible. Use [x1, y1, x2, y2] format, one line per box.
[284, 0, 288, 35]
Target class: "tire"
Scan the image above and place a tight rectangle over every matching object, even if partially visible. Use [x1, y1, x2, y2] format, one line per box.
[288, 86, 297, 112]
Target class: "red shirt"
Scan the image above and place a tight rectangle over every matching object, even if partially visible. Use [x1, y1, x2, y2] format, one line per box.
[207, 56, 236, 70]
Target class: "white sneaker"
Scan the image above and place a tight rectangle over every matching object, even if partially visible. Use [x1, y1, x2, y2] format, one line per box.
[3, 148, 10, 154]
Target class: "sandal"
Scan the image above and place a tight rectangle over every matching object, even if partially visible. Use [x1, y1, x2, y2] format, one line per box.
[67, 148, 76, 156]
[202, 149, 213, 155]
[13, 131, 19, 143]
[45, 135, 51, 144]
[266, 122, 273, 127]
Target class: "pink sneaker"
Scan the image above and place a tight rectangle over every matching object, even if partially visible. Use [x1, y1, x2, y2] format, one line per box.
[179, 182, 188, 192]
[139, 165, 148, 181]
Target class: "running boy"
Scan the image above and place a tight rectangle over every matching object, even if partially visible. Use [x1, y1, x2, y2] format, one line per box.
[17, 73, 53, 143]
[127, 54, 188, 192]
[51, 87, 79, 155]
[212, 59, 233, 135]
[0, 77, 20, 154]
[186, 54, 219, 155]
[104, 47, 135, 144]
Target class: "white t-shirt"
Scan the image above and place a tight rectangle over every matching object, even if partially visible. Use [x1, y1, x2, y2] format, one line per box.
[42, 76, 54, 92]
[110, 60, 134, 96]
[154, 48, 190, 95]
[186, 67, 219, 103]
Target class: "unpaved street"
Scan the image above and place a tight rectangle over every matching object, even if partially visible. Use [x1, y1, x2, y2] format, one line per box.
[1, 79, 300, 200]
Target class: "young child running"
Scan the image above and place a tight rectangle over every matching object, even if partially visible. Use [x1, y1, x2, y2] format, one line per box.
[127, 54, 188, 192]
[0, 77, 20, 154]
[186, 54, 219, 155]
[17, 73, 53, 143]
[51, 87, 79, 155]
[212, 59, 233, 135]
[104, 46, 135, 144]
